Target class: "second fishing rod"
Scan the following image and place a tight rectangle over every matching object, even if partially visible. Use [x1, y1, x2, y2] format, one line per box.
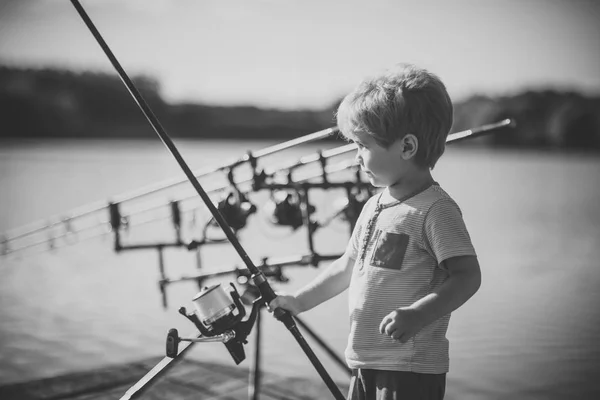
[69, 0, 345, 399]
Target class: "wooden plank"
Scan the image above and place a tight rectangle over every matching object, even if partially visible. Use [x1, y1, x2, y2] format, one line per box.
[0, 358, 349, 400]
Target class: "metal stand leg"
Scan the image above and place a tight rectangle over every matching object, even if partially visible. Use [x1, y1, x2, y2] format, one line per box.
[295, 316, 351, 376]
[194, 248, 204, 291]
[245, 307, 350, 400]
[158, 246, 168, 309]
[248, 308, 262, 400]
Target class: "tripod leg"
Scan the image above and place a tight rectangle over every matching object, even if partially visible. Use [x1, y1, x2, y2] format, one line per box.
[248, 308, 262, 400]
[295, 316, 351, 376]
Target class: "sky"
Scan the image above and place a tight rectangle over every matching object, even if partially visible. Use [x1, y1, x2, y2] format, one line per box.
[0, 0, 599, 110]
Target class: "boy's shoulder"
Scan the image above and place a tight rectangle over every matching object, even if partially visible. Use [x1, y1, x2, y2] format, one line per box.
[419, 183, 455, 203]
[405, 183, 462, 214]
[362, 184, 461, 216]
[414, 184, 466, 222]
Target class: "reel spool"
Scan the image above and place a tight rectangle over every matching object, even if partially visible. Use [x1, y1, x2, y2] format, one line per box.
[192, 283, 242, 333]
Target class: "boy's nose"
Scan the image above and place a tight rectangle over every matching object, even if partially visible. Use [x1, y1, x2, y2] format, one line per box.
[354, 151, 362, 165]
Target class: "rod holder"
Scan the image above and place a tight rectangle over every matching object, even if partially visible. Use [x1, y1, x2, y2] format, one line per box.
[108, 202, 122, 252]
[170, 201, 182, 244]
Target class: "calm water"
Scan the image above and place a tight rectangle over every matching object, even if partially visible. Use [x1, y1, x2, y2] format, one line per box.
[1, 138, 599, 400]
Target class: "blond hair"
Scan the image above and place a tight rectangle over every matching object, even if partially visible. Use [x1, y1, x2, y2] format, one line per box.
[336, 63, 453, 169]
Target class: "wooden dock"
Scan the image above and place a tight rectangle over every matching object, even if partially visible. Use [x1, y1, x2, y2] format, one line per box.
[0, 357, 349, 400]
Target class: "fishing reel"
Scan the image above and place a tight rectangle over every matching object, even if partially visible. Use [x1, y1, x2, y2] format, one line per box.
[166, 282, 261, 364]
[212, 188, 257, 231]
[265, 190, 315, 230]
[317, 186, 373, 230]
[338, 186, 372, 224]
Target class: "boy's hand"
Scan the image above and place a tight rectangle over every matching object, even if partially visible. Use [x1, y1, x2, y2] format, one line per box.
[379, 307, 426, 343]
[267, 293, 304, 316]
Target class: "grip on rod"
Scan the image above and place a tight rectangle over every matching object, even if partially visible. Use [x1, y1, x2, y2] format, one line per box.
[253, 273, 296, 328]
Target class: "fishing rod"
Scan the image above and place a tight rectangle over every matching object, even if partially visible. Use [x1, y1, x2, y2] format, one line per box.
[0, 118, 512, 257]
[69, 1, 346, 399]
[1, 130, 338, 249]
[0, 154, 361, 257]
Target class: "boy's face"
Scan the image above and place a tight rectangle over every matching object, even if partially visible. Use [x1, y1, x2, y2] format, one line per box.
[350, 130, 410, 188]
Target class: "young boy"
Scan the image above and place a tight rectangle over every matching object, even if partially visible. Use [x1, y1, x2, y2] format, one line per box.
[269, 63, 481, 400]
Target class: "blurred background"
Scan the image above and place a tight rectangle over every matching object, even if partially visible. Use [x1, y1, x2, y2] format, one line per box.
[1, 1, 599, 399]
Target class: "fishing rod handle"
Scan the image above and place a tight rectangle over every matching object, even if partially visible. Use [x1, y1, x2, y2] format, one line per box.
[288, 324, 346, 400]
[253, 272, 344, 399]
[252, 272, 295, 325]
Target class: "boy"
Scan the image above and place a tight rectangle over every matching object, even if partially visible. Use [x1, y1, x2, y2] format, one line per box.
[269, 63, 481, 400]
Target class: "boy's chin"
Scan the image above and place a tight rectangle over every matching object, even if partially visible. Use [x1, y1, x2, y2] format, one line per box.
[367, 175, 386, 188]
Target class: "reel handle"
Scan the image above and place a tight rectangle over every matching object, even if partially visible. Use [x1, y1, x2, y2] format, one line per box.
[166, 328, 180, 358]
[166, 328, 236, 358]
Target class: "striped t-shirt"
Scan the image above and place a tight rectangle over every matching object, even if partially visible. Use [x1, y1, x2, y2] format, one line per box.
[345, 183, 476, 374]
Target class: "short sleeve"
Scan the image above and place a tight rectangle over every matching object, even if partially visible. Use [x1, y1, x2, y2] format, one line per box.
[423, 198, 477, 266]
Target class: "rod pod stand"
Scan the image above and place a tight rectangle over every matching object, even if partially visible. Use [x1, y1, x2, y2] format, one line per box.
[69, 1, 345, 399]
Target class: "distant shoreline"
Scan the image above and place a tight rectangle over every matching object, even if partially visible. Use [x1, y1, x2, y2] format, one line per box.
[1, 66, 599, 150]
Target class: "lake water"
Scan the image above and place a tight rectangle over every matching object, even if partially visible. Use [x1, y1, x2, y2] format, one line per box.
[1, 138, 599, 400]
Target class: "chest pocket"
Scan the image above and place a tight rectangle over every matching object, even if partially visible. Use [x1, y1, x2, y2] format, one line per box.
[370, 230, 409, 270]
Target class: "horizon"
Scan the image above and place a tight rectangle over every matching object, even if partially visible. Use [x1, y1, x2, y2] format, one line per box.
[1, 0, 600, 110]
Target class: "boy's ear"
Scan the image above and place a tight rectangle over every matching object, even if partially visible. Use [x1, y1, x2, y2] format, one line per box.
[400, 134, 418, 160]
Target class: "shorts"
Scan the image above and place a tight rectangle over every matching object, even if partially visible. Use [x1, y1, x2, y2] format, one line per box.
[347, 369, 446, 400]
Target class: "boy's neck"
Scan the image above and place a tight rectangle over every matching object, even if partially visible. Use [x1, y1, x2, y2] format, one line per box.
[386, 168, 434, 201]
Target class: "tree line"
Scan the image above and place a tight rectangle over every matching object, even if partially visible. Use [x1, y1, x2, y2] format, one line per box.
[1, 66, 599, 150]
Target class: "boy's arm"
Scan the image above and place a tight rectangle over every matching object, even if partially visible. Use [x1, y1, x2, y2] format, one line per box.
[270, 194, 372, 316]
[269, 251, 355, 315]
[380, 255, 481, 342]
